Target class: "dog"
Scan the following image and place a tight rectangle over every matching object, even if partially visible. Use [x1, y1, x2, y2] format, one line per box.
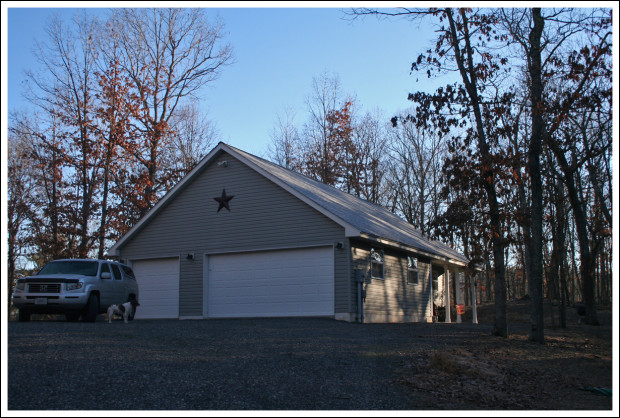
[107, 299, 140, 323]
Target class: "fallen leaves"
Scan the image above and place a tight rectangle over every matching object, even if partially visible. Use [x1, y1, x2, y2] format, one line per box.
[396, 301, 612, 410]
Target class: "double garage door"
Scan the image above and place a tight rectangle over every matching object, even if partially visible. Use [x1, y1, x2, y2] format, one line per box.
[132, 247, 334, 319]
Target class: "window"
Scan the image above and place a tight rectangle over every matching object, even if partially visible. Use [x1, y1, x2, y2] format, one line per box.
[407, 256, 419, 285]
[111, 264, 122, 280]
[100, 263, 111, 278]
[38, 260, 99, 276]
[121, 266, 136, 280]
[371, 249, 384, 279]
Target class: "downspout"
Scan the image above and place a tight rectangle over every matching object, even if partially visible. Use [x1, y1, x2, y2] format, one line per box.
[445, 268, 451, 323]
[429, 263, 435, 322]
[355, 269, 365, 323]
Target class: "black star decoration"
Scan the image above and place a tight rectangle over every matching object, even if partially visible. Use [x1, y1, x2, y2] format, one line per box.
[213, 188, 234, 212]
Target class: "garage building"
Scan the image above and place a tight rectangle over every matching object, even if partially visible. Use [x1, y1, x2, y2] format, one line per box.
[108, 142, 468, 322]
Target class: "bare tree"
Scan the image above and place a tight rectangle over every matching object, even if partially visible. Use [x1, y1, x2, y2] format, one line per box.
[26, 12, 101, 258]
[300, 71, 347, 184]
[387, 117, 446, 236]
[268, 106, 302, 170]
[7, 126, 38, 309]
[501, 7, 612, 327]
[111, 8, 233, 216]
[167, 101, 220, 178]
[351, 109, 390, 205]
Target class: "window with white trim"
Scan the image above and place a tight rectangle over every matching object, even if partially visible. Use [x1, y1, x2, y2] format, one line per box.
[407, 256, 419, 285]
[371, 249, 384, 279]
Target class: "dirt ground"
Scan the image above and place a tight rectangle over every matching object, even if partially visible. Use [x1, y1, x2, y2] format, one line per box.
[398, 299, 615, 410]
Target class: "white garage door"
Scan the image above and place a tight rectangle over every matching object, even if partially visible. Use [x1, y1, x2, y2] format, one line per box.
[131, 258, 179, 319]
[206, 247, 334, 318]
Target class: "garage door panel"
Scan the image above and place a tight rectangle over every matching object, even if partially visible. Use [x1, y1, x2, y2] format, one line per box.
[207, 247, 334, 318]
[131, 258, 179, 319]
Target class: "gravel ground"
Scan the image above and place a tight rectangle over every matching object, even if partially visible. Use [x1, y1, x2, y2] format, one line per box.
[7, 317, 491, 411]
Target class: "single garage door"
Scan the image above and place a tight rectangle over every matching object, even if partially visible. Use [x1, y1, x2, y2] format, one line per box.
[131, 258, 179, 319]
[206, 247, 334, 318]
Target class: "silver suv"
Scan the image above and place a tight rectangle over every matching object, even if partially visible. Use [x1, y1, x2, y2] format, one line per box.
[12, 259, 139, 322]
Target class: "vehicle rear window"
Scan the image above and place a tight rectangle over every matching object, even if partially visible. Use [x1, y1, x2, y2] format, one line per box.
[38, 261, 99, 276]
[121, 266, 136, 279]
[111, 264, 122, 280]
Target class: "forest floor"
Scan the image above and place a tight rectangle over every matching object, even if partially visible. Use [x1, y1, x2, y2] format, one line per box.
[399, 299, 615, 410]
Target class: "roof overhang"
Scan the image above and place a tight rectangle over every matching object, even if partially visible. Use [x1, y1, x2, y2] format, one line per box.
[357, 233, 469, 268]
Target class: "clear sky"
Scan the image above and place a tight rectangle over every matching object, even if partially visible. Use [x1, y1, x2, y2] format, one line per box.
[4, 2, 449, 156]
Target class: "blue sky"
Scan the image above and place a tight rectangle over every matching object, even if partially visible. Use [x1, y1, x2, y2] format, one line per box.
[4, 3, 449, 156]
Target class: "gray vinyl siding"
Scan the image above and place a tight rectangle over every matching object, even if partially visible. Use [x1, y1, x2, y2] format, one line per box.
[351, 240, 432, 322]
[117, 151, 347, 316]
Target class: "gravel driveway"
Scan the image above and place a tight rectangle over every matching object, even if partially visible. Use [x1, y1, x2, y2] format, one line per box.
[8, 317, 490, 410]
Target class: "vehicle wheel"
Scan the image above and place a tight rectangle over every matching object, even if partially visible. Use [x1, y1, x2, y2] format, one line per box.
[83, 293, 99, 322]
[18, 309, 31, 322]
[65, 312, 80, 322]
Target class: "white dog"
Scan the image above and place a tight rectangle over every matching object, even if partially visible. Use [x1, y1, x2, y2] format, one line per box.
[107, 299, 140, 323]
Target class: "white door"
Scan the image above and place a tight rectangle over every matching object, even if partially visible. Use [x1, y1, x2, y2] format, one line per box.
[131, 258, 180, 319]
[206, 247, 334, 318]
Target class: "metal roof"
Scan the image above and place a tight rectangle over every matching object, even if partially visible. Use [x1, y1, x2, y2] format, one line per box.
[110, 142, 469, 266]
[227, 144, 469, 266]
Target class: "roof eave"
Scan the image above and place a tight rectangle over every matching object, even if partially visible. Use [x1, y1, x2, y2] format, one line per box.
[357, 233, 469, 268]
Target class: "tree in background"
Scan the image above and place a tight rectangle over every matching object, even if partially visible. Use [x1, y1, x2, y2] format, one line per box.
[349, 6, 613, 340]
[9, 110, 75, 263]
[272, 73, 391, 207]
[387, 117, 447, 236]
[8, 8, 232, 268]
[403, 8, 514, 338]
[110, 8, 233, 220]
[26, 13, 101, 259]
[268, 106, 302, 170]
[299, 72, 348, 185]
[167, 101, 220, 180]
[7, 129, 38, 310]
[94, 24, 141, 255]
[350, 109, 390, 206]
[500, 7, 612, 327]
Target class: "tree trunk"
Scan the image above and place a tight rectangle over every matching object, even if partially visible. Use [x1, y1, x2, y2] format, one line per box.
[446, 8, 507, 337]
[98, 134, 114, 260]
[549, 145, 599, 325]
[526, 8, 545, 343]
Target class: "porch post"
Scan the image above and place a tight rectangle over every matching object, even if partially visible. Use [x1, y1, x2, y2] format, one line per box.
[444, 268, 451, 323]
[456, 269, 462, 323]
[471, 272, 478, 324]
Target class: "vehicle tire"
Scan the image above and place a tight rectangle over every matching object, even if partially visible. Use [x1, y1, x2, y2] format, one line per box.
[18, 309, 31, 322]
[83, 293, 99, 322]
[65, 312, 80, 322]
